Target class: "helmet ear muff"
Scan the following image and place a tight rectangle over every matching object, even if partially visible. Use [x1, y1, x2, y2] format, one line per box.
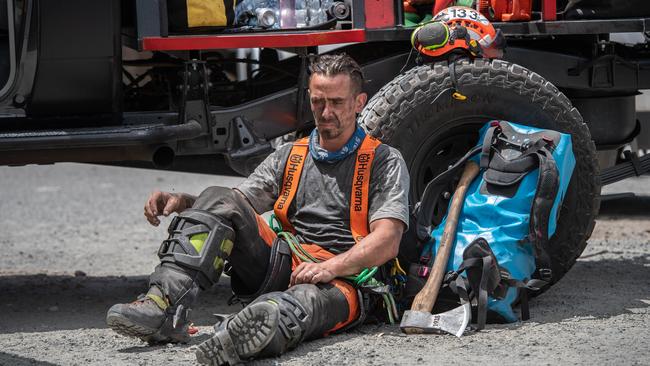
[411, 22, 450, 52]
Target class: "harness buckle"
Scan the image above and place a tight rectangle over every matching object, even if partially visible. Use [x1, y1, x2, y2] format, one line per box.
[419, 254, 431, 265]
[444, 270, 459, 283]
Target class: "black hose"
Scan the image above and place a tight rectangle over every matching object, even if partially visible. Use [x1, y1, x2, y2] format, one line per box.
[600, 154, 650, 185]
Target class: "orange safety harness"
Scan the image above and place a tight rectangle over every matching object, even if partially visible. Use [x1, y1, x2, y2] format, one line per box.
[271, 134, 384, 331]
[273, 135, 382, 245]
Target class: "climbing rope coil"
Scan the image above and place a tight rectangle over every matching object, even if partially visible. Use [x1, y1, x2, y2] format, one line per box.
[269, 214, 404, 324]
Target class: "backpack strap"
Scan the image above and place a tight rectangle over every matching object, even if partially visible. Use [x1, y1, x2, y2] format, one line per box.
[528, 145, 559, 282]
[444, 236, 549, 327]
[273, 137, 310, 233]
[483, 121, 561, 282]
[451, 237, 502, 330]
[480, 122, 501, 169]
[415, 145, 482, 243]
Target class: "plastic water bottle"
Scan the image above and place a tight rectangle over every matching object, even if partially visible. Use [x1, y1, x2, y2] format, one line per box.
[235, 0, 281, 29]
[280, 0, 297, 28]
[307, 0, 325, 26]
[294, 0, 307, 27]
[302, 0, 331, 27]
[236, 0, 333, 29]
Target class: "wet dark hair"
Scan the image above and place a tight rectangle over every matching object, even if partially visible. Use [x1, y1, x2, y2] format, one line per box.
[309, 53, 364, 95]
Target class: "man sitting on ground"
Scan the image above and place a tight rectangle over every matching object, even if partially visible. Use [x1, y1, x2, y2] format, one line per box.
[106, 53, 410, 365]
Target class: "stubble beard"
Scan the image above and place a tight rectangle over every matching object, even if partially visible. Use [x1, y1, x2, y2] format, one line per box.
[316, 118, 342, 140]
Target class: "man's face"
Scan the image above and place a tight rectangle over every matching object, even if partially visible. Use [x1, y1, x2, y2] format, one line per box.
[308, 73, 367, 140]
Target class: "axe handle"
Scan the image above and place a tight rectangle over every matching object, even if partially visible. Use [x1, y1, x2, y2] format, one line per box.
[409, 161, 479, 313]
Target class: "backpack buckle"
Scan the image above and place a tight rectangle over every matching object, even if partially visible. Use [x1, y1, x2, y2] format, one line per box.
[417, 265, 430, 277]
[542, 136, 555, 146]
[538, 268, 553, 282]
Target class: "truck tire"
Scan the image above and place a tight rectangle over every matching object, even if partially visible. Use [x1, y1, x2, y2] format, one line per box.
[359, 58, 601, 285]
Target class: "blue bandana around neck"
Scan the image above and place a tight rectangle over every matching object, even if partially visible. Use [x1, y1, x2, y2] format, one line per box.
[309, 125, 366, 163]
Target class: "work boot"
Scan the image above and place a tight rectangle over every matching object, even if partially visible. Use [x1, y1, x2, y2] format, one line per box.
[195, 292, 309, 365]
[195, 301, 279, 365]
[106, 287, 192, 344]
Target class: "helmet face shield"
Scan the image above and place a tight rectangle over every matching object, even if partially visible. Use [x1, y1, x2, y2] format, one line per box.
[411, 6, 504, 59]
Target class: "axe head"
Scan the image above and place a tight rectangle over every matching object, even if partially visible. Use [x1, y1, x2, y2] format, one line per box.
[400, 302, 471, 337]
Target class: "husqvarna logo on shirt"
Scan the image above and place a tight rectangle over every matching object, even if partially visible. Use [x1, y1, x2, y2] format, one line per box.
[353, 153, 370, 212]
[277, 153, 303, 210]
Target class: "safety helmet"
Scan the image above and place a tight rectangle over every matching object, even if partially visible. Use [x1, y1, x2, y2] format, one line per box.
[411, 6, 504, 59]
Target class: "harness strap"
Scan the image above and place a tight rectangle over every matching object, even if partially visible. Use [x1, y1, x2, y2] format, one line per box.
[274, 134, 380, 243]
[350, 136, 382, 243]
[272, 134, 391, 328]
[274, 137, 309, 233]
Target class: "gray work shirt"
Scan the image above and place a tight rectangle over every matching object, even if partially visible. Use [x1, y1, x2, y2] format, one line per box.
[237, 140, 410, 253]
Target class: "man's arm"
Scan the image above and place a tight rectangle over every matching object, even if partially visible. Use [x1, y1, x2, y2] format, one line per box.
[290, 218, 405, 286]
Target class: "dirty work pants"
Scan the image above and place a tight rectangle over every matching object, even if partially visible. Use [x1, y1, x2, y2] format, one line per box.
[148, 186, 361, 344]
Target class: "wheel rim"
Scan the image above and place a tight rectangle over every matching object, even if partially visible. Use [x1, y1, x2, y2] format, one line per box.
[409, 117, 489, 225]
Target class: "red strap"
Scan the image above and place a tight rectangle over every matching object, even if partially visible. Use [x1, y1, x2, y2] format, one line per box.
[273, 137, 309, 233]
[349, 136, 381, 244]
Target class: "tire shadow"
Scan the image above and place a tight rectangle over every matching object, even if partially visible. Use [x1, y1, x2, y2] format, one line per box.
[527, 254, 649, 323]
[0, 274, 241, 335]
[0, 352, 59, 366]
[1, 256, 647, 335]
[598, 195, 650, 218]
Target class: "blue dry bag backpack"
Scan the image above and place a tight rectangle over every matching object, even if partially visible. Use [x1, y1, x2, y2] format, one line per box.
[408, 120, 575, 328]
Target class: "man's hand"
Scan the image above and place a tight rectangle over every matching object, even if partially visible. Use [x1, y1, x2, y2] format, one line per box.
[289, 218, 405, 286]
[290, 262, 337, 286]
[143, 191, 196, 226]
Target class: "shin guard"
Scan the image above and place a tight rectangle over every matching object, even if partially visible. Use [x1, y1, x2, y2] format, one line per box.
[230, 237, 292, 305]
[158, 209, 235, 290]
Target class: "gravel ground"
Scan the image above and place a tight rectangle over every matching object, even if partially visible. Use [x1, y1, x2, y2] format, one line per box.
[0, 163, 648, 366]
